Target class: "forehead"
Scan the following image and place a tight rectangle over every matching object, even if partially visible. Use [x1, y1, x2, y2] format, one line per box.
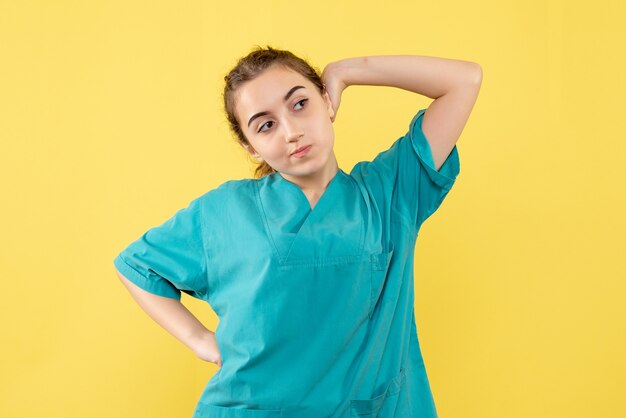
[236, 66, 313, 116]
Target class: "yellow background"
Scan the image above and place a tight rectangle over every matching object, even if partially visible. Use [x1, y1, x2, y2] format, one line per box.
[1, 1, 624, 417]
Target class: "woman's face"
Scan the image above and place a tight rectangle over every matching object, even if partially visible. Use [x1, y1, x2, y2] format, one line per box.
[235, 64, 336, 179]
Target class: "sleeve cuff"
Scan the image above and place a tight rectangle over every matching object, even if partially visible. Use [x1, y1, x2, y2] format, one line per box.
[113, 254, 182, 300]
[409, 108, 461, 190]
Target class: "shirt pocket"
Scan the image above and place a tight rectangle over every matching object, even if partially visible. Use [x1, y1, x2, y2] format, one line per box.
[349, 366, 408, 417]
[276, 253, 375, 326]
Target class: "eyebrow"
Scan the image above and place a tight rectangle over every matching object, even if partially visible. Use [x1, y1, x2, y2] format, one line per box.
[247, 85, 306, 128]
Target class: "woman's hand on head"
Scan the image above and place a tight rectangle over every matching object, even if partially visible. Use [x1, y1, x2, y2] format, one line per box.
[321, 62, 347, 123]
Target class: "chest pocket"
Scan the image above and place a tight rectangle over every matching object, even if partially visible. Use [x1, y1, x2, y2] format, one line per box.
[276, 240, 393, 324]
[276, 253, 374, 326]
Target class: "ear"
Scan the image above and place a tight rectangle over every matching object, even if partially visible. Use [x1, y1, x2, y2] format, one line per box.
[322, 91, 335, 121]
[240, 142, 263, 160]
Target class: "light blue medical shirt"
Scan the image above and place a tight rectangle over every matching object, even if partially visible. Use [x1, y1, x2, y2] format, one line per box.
[113, 108, 460, 418]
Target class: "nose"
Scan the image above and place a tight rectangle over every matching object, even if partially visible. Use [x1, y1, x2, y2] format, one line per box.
[283, 118, 304, 143]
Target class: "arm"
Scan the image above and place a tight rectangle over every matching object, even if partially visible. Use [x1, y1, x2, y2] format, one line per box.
[322, 55, 482, 170]
[116, 269, 222, 367]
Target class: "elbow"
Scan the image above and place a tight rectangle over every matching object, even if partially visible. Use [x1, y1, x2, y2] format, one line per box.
[455, 62, 482, 91]
[470, 63, 483, 86]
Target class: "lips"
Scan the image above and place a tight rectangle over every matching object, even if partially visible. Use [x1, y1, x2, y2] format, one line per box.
[291, 145, 311, 156]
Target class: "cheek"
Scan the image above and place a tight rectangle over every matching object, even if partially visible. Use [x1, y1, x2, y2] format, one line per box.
[320, 121, 335, 142]
[262, 142, 286, 160]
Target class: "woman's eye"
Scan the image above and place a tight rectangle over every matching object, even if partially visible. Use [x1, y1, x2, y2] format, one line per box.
[257, 99, 309, 133]
[258, 121, 273, 133]
[294, 98, 308, 110]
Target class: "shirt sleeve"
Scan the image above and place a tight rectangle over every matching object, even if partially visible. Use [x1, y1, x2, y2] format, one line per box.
[350, 108, 461, 233]
[113, 196, 208, 301]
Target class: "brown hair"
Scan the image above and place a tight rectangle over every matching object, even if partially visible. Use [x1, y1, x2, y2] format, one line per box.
[223, 45, 326, 178]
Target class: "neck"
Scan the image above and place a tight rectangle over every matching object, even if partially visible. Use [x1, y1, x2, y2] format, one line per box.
[280, 154, 339, 195]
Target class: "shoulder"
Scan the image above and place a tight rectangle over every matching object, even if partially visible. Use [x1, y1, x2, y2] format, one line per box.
[191, 177, 258, 210]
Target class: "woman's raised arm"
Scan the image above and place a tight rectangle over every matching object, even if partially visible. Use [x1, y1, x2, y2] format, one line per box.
[322, 55, 482, 170]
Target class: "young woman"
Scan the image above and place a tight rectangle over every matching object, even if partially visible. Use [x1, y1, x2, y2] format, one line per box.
[114, 46, 482, 418]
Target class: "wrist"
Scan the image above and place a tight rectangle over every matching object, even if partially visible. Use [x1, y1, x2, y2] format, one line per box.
[330, 57, 368, 87]
[328, 59, 356, 88]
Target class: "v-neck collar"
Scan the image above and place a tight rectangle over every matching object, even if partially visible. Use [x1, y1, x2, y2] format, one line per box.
[255, 168, 363, 263]
[275, 168, 345, 212]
